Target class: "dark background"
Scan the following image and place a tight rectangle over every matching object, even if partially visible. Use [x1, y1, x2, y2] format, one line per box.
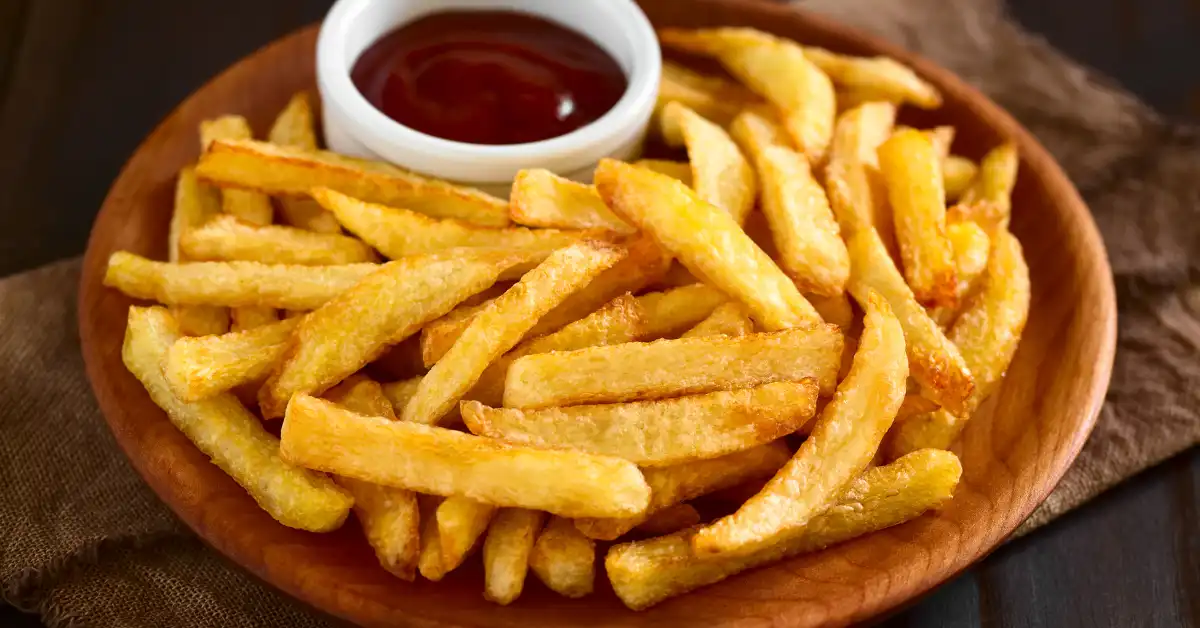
[1, 0, 1197, 626]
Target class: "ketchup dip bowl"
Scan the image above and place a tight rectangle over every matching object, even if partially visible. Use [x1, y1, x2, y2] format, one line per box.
[316, 0, 662, 187]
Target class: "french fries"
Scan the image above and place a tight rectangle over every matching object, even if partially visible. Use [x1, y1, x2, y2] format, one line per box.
[807, 292, 855, 331]
[846, 228, 974, 415]
[464, 380, 817, 467]
[260, 250, 523, 418]
[437, 497, 498, 572]
[340, 477, 420, 580]
[681, 301, 755, 338]
[889, 231, 1030, 456]
[268, 91, 342, 234]
[199, 116, 274, 226]
[659, 28, 836, 163]
[313, 187, 592, 259]
[180, 214, 376, 265]
[196, 139, 510, 226]
[878, 129, 957, 308]
[692, 292, 907, 556]
[324, 374, 396, 418]
[483, 508, 545, 605]
[657, 60, 763, 128]
[607, 448, 962, 610]
[574, 441, 792, 541]
[165, 316, 300, 401]
[801, 46, 941, 109]
[504, 326, 842, 409]
[659, 102, 756, 225]
[401, 242, 625, 425]
[104, 252, 379, 310]
[418, 498, 449, 582]
[123, 306, 352, 531]
[636, 504, 702, 536]
[596, 159, 820, 330]
[169, 167, 230, 336]
[943, 155, 980, 202]
[961, 143, 1019, 225]
[529, 517, 596, 598]
[633, 159, 693, 185]
[281, 395, 651, 518]
[230, 305, 278, 331]
[829, 102, 897, 166]
[508, 169, 634, 234]
[637, 283, 728, 339]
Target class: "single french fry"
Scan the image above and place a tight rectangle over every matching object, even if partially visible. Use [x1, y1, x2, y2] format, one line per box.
[801, 46, 941, 109]
[314, 187, 592, 260]
[574, 441, 791, 541]
[530, 516, 596, 598]
[659, 102, 756, 225]
[659, 28, 835, 163]
[170, 167, 230, 336]
[260, 250, 522, 418]
[756, 144, 850, 296]
[806, 292, 855, 331]
[508, 169, 635, 234]
[340, 477, 420, 580]
[846, 228, 974, 415]
[948, 220, 992, 297]
[104, 252, 379, 310]
[692, 292, 907, 556]
[324, 374, 396, 419]
[437, 496, 498, 572]
[961, 143, 1019, 226]
[199, 117, 274, 226]
[656, 60, 764, 128]
[681, 301, 755, 338]
[596, 159, 819, 330]
[878, 129, 958, 308]
[420, 300, 495, 367]
[889, 231, 1030, 456]
[636, 504, 702, 536]
[505, 326, 842, 409]
[946, 200, 1008, 235]
[401, 242, 625, 425]
[895, 125, 955, 160]
[229, 305, 278, 332]
[483, 508, 546, 605]
[281, 395, 650, 518]
[197, 139, 509, 226]
[418, 496, 448, 581]
[823, 157, 894, 252]
[381, 377, 422, 411]
[165, 317, 300, 401]
[633, 159, 692, 185]
[180, 214, 376, 265]
[465, 380, 817, 467]
[943, 156, 980, 202]
[729, 108, 790, 168]
[268, 91, 342, 234]
[122, 306, 352, 531]
[896, 393, 940, 421]
[607, 448, 962, 610]
[830, 102, 897, 167]
[172, 305, 231, 337]
[637, 283, 728, 339]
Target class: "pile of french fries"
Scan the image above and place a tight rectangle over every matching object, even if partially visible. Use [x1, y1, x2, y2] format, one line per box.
[102, 27, 1030, 610]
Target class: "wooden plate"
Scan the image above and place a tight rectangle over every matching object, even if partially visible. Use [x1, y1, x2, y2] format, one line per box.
[78, 0, 1117, 625]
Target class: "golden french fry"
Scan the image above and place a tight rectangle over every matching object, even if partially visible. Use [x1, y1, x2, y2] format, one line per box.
[878, 129, 957, 308]
[889, 231, 1030, 456]
[681, 301, 755, 338]
[830, 102, 896, 166]
[165, 317, 300, 401]
[943, 156, 980, 202]
[575, 441, 791, 541]
[823, 156, 893, 251]
[508, 169, 634, 234]
[633, 159, 692, 185]
[637, 283, 728, 339]
[846, 228, 974, 415]
[420, 300, 495, 367]
[894, 125, 955, 160]
[196, 139, 509, 226]
[801, 46, 941, 109]
[483, 508, 546, 605]
[692, 292, 907, 556]
[281, 395, 650, 518]
[123, 306, 352, 531]
[806, 292, 854, 331]
[465, 380, 817, 467]
[896, 393, 941, 421]
[313, 187, 591, 260]
[172, 305, 231, 337]
[381, 377, 422, 411]
[659, 102, 756, 225]
[729, 108, 789, 167]
[199, 117, 274, 226]
[260, 250, 522, 418]
[606, 448, 962, 610]
[505, 326, 842, 409]
[596, 159, 819, 330]
[659, 28, 835, 163]
[948, 220, 992, 296]
[180, 214, 376, 265]
[656, 60, 763, 128]
[268, 91, 342, 234]
[170, 167, 230, 336]
[229, 305, 278, 332]
[946, 200, 1007, 235]
[104, 252, 379, 310]
[636, 504, 702, 536]
[418, 496, 448, 581]
[530, 516, 596, 598]
[339, 477, 420, 580]
[755, 144, 850, 296]
[324, 374, 396, 419]
[961, 143, 1019, 226]
[401, 242, 625, 425]
[437, 496, 497, 572]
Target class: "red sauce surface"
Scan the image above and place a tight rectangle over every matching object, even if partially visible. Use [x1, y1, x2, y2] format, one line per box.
[351, 10, 628, 145]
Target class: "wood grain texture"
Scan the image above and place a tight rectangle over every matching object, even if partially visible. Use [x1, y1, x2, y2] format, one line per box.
[76, 1, 1117, 626]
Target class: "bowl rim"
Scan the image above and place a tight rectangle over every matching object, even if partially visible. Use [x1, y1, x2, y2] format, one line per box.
[78, 1, 1117, 625]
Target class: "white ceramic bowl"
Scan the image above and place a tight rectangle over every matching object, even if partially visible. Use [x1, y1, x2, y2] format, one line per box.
[316, 0, 661, 191]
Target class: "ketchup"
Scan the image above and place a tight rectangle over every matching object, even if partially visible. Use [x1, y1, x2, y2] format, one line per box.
[351, 11, 628, 145]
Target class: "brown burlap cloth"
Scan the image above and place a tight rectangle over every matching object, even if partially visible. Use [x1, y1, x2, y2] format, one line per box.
[3, 0, 1198, 625]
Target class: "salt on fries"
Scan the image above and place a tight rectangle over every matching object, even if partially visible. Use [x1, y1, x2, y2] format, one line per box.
[102, 24, 1029, 610]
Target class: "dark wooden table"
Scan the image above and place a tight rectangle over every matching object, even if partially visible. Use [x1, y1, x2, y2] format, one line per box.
[2, 0, 1197, 626]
